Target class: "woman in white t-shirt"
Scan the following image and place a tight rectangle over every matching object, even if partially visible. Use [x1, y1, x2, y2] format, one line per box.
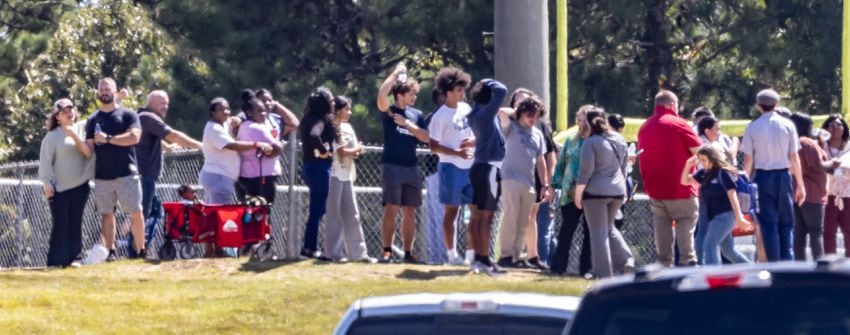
[322, 96, 375, 263]
[199, 98, 272, 205]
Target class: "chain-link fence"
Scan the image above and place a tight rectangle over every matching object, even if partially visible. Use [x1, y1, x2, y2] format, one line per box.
[2, 137, 767, 273]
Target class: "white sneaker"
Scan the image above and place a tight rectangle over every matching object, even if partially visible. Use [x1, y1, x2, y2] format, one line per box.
[448, 256, 466, 266]
[470, 261, 488, 274]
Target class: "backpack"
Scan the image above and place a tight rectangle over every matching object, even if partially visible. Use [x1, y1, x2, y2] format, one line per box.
[720, 171, 759, 214]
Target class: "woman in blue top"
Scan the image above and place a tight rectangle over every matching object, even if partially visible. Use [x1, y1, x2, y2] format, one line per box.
[680, 145, 751, 265]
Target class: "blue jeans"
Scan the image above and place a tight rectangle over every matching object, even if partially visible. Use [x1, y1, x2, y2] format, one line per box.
[301, 160, 331, 252]
[537, 201, 556, 265]
[754, 170, 795, 261]
[701, 211, 737, 265]
[141, 175, 160, 245]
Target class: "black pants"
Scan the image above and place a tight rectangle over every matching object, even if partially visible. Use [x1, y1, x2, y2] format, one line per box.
[551, 202, 591, 275]
[47, 182, 90, 267]
[237, 176, 278, 203]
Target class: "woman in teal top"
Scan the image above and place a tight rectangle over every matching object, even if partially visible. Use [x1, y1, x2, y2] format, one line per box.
[38, 98, 94, 267]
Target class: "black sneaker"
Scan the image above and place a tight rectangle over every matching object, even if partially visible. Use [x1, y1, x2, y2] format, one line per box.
[496, 257, 514, 268]
[528, 257, 550, 271]
[403, 253, 424, 264]
[513, 260, 533, 269]
[136, 248, 147, 260]
[106, 249, 118, 262]
[378, 251, 394, 264]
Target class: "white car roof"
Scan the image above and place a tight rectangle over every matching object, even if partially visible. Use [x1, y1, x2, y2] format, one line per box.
[333, 292, 580, 335]
[357, 292, 580, 319]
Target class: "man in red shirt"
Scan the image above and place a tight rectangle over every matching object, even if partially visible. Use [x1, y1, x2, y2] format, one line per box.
[638, 90, 702, 266]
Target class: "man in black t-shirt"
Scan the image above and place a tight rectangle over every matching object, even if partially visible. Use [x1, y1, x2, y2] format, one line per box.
[375, 63, 431, 263]
[136, 90, 202, 247]
[84, 77, 146, 261]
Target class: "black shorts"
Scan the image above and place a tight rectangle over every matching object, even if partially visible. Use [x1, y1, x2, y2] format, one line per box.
[470, 162, 501, 211]
[237, 176, 278, 203]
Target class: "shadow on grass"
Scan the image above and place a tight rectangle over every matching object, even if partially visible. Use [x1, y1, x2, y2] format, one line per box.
[395, 268, 469, 281]
[239, 259, 303, 273]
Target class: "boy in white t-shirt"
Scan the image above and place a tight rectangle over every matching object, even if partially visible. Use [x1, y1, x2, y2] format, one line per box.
[323, 96, 376, 263]
[428, 67, 476, 266]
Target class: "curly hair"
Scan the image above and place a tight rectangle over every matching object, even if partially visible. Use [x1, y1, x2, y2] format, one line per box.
[435, 67, 471, 95]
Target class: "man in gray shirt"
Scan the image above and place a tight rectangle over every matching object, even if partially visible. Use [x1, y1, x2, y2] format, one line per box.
[741, 89, 804, 261]
[496, 97, 551, 268]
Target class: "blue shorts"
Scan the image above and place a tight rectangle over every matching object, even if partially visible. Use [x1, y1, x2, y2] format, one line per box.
[438, 163, 473, 206]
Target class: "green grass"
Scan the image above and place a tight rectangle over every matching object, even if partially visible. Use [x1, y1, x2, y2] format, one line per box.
[0, 259, 589, 334]
[553, 115, 829, 144]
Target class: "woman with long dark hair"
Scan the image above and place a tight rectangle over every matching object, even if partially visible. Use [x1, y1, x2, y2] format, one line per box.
[789, 112, 838, 260]
[821, 114, 850, 256]
[38, 98, 94, 267]
[298, 86, 340, 258]
[322, 95, 375, 262]
[680, 145, 750, 265]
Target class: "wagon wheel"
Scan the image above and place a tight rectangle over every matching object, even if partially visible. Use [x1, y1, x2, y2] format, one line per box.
[178, 242, 201, 259]
[159, 240, 176, 260]
[252, 241, 277, 261]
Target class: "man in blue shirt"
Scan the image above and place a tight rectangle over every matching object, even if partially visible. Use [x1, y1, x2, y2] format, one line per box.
[466, 79, 508, 274]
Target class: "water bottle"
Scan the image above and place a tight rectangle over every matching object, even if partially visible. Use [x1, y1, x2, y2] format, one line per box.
[397, 69, 407, 83]
[243, 207, 253, 224]
[94, 123, 103, 145]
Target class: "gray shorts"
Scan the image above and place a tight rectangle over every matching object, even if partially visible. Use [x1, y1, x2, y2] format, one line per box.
[381, 163, 423, 207]
[93, 175, 143, 215]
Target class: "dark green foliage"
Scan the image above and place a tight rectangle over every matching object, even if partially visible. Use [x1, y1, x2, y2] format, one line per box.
[0, 0, 845, 161]
[564, 0, 842, 121]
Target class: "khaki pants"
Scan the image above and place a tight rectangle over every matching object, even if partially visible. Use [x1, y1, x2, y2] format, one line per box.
[499, 179, 536, 260]
[650, 197, 699, 266]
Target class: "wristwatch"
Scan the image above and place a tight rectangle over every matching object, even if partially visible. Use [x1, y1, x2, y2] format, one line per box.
[106, 135, 113, 143]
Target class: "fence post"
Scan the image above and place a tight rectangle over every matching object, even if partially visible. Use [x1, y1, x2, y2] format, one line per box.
[285, 131, 300, 259]
[15, 165, 25, 268]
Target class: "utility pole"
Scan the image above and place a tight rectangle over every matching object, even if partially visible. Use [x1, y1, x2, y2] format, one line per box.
[494, 0, 550, 113]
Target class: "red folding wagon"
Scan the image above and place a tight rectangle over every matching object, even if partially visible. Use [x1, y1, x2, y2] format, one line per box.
[158, 202, 276, 260]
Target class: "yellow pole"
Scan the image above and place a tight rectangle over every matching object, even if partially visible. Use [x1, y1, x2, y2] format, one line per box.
[556, 0, 568, 131]
[841, 0, 850, 117]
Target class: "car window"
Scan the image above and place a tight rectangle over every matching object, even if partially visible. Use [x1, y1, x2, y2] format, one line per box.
[570, 286, 850, 335]
[347, 314, 569, 335]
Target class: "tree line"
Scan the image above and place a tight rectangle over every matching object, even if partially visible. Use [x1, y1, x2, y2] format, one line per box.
[0, 0, 842, 162]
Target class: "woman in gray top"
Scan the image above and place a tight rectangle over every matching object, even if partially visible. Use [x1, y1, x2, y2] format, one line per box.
[574, 108, 634, 278]
[38, 98, 94, 267]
